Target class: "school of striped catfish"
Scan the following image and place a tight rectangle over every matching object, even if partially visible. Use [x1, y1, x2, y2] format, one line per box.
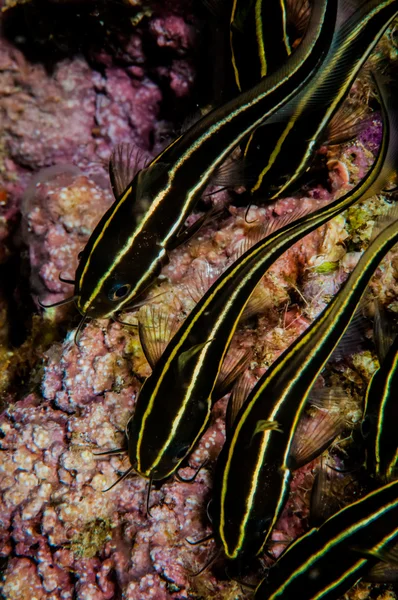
[47, 0, 398, 597]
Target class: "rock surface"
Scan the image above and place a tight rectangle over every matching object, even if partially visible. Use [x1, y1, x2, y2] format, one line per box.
[0, 2, 396, 598]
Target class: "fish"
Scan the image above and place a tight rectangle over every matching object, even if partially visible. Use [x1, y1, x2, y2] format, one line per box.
[363, 304, 398, 482]
[255, 478, 398, 599]
[116, 76, 395, 492]
[230, 0, 301, 92]
[210, 95, 398, 560]
[228, 0, 308, 201]
[74, 0, 336, 320]
[238, 0, 398, 200]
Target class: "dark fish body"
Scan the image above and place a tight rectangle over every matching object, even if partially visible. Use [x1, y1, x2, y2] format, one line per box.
[364, 335, 398, 481]
[229, 0, 301, 198]
[74, 0, 336, 319]
[211, 152, 398, 560]
[239, 0, 398, 199]
[127, 78, 392, 483]
[256, 478, 398, 599]
[230, 0, 292, 91]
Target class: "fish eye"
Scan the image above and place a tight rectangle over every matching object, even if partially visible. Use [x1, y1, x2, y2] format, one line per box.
[108, 283, 132, 301]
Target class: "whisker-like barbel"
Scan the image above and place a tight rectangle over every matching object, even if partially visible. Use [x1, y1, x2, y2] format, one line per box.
[38, 295, 77, 309]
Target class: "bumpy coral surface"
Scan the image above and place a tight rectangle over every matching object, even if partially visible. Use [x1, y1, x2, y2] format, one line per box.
[0, 2, 397, 599]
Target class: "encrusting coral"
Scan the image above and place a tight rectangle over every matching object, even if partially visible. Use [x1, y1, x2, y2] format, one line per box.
[0, 1, 397, 598]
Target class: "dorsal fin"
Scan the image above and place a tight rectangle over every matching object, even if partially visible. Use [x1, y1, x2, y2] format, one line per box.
[365, 542, 398, 583]
[330, 300, 370, 361]
[325, 97, 369, 145]
[177, 340, 213, 373]
[231, 205, 314, 262]
[307, 385, 348, 411]
[286, 0, 311, 38]
[109, 143, 150, 199]
[242, 282, 273, 320]
[370, 203, 398, 243]
[210, 156, 247, 188]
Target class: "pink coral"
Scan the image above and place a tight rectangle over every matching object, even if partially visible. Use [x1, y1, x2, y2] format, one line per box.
[0, 1, 395, 598]
[21, 166, 113, 310]
[149, 15, 196, 54]
[0, 176, 377, 598]
[0, 1, 198, 265]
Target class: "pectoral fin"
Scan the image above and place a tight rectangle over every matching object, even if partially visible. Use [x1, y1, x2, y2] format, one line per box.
[215, 348, 252, 400]
[226, 371, 254, 435]
[289, 405, 344, 470]
[109, 143, 148, 198]
[138, 305, 180, 369]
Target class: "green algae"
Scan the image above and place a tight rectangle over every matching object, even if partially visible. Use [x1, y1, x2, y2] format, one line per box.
[313, 261, 340, 274]
[69, 517, 113, 559]
[345, 196, 392, 249]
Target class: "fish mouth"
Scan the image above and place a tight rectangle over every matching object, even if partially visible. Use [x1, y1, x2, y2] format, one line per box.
[75, 297, 114, 320]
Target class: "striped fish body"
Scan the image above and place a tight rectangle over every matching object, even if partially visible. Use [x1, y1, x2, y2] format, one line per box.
[230, 0, 292, 91]
[243, 0, 398, 199]
[364, 336, 398, 481]
[257, 479, 398, 599]
[127, 88, 392, 483]
[74, 0, 336, 320]
[212, 206, 398, 561]
[126, 296, 243, 480]
[229, 0, 299, 200]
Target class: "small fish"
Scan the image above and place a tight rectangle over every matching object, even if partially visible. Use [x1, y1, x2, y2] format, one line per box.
[363, 304, 398, 482]
[238, 0, 398, 199]
[210, 89, 398, 559]
[74, 0, 336, 319]
[255, 478, 398, 599]
[111, 76, 394, 497]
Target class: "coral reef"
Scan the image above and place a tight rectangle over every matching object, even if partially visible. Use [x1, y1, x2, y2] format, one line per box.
[1, 139, 395, 598]
[0, 1, 397, 598]
[21, 167, 113, 311]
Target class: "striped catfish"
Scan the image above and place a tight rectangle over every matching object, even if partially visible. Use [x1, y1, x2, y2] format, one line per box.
[363, 309, 398, 482]
[74, 0, 336, 319]
[230, 0, 299, 92]
[256, 478, 398, 599]
[211, 117, 398, 559]
[109, 77, 395, 491]
[237, 0, 398, 199]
